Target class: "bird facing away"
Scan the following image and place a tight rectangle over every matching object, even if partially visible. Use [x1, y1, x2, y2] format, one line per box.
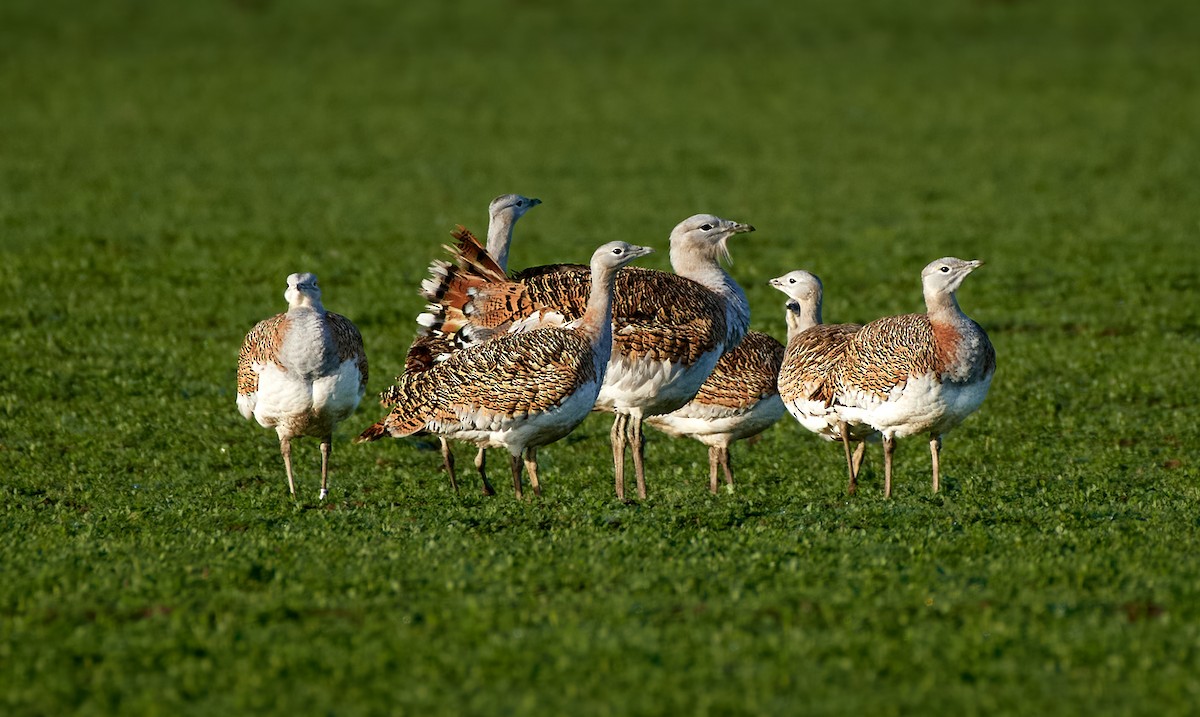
[237, 273, 368, 500]
[644, 330, 785, 494]
[358, 241, 654, 499]
[417, 213, 755, 501]
[833, 257, 995, 497]
[395, 193, 541, 495]
[770, 270, 872, 494]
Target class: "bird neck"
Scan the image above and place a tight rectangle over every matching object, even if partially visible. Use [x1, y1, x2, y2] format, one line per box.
[785, 299, 821, 341]
[575, 263, 619, 348]
[288, 297, 326, 314]
[924, 288, 963, 322]
[486, 212, 516, 272]
[670, 248, 749, 345]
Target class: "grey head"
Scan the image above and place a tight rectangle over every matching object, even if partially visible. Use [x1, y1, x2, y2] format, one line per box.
[489, 194, 542, 222]
[921, 257, 983, 296]
[770, 269, 824, 335]
[769, 269, 823, 307]
[668, 213, 755, 268]
[590, 241, 654, 273]
[284, 272, 322, 309]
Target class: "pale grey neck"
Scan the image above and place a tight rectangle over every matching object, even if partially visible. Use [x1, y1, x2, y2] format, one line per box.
[289, 296, 326, 314]
[486, 212, 516, 272]
[670, 248, 749, 343]
[576, 264, 618, 348]
[924, 288, 963, 320]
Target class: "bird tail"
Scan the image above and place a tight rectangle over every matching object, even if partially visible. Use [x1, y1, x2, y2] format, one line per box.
[355, 411, 427, 443]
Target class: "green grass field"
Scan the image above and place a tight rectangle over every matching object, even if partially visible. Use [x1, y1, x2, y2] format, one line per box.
[3, 0, 1199, 714]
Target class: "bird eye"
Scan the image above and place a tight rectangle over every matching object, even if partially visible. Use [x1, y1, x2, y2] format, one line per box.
[789, 278, 796, 284]
[940, 266, 950, 273]
[700, 224, 713, 231]
[612, 248, 623, 255]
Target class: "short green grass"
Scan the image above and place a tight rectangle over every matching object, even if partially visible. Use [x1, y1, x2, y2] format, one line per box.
[3, 0, 1199, 714]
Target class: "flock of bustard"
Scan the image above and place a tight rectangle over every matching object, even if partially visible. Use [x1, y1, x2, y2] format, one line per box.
[237, 194, 996, 502]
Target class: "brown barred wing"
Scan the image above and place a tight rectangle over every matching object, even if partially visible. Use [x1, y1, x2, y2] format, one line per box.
[691, 331, 784, 410]
[237, 313, 289, 397]
[836, 314, 937, 400]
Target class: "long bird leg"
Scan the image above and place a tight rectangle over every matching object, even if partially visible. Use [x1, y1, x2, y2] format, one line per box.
[509, 453, 524, 500]
[930, 434, 943, 493]
[840, 422, 858, 495]
[883, 434, 896, 499]
[279, 436, 296, 498]
[319, 437, 331, 500]
[611, 413, 627, 501]
[475, 448, 495, 496]
[708, 446, 720, 494]
[719, 445, 734, 490]
[523, 448, 542, 498]
[440, 438, 459, 493]
[630, 412, 647, 500]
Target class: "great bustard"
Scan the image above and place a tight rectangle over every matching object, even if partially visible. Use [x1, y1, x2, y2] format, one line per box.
[770, 270, 873, 494]
[358, 242, 654, 499]
[237, 273, 368, 500]
[645, 331, 785, 494]
[419, 214, 754, 500]
[834, 258, 995, 497]
[393, 194, 541, 495]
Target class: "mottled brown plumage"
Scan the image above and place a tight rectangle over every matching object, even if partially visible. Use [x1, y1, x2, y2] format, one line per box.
[778, 324, 861, 407]
[359, 241, 654, 499]
[237, 314, 289, 397]
[418, 214, 755, 501]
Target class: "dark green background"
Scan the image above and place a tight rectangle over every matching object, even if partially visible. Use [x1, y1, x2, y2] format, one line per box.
[2, 1, 1198, 714]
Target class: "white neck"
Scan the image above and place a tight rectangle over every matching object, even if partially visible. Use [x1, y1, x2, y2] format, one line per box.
[288, 296, 325, 314]
[486, 212, 516, 272]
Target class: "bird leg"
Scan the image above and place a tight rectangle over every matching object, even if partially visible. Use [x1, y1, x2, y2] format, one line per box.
[840, 422, 858, 495]
[523, 448, 542, 498]
[319, 437, 331, 501]
[930, 434, 943, 493]
[720, 445, 734, 490]
[708, 446, 720, 494]
[851, 441, 867, 480]
[475, 448, 495, 496]
[883, 434, 895, 499]
[509, 453, 524, 500]
[611, 413, 627, 501]
[440, 437, 460, 493]
[280, 437, 296, 498]
[630, 417, 647, 500]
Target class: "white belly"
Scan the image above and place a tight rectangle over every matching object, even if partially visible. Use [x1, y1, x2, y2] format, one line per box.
[649, 394, 785, 447]
[594, 349, 722, 416]
[838, 373, 992, 439]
